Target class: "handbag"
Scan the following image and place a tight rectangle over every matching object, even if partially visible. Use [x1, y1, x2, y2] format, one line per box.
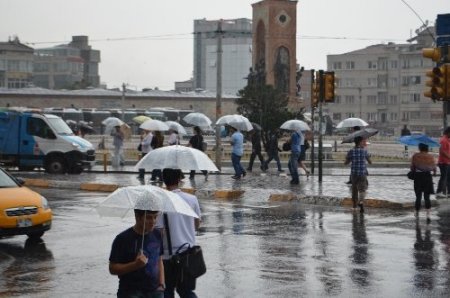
[282, 141, 291, 151]
[407, 171, 415, 180]
[171, 243, 206, 279]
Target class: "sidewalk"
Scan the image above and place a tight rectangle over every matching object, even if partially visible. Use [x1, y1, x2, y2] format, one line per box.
[17, 163, 440, 209]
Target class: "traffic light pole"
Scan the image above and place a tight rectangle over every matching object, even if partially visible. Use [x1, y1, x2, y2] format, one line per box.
[318, 70, 324, 183]
[310, 69, 315, 175]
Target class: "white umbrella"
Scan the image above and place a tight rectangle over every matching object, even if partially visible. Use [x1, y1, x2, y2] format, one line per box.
[183, 112, 212, 128]
[96, 185, 199, 251]
[140, 119, 170, 131]
[135, 146, 219, 172]
[336, 117, 368, 129]
[102, 117, 130, 136]
[165, 121, 187, 135]
[280, 119, 311, 132]
[96, 185, 199, 219]
[216, 114, 253, 131]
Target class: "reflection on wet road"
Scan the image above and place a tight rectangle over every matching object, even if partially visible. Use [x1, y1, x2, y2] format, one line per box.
[1, 188, 450, 297]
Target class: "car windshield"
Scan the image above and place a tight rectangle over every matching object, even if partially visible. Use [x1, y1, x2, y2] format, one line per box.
[47, 117, 74, 135]
[0, 169, 18, 188]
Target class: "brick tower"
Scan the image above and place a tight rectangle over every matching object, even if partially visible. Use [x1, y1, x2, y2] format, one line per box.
[252, 0, 298, 100]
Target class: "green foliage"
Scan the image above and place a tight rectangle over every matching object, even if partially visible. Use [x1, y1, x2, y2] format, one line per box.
[236, 83, 293, 146]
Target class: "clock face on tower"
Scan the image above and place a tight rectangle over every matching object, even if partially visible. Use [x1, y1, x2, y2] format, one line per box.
[275, 10, 290, 27]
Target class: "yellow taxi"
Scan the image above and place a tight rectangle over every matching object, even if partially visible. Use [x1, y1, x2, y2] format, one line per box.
[0, 167, 52, 239]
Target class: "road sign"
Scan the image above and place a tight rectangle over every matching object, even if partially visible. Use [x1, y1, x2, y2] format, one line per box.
[436, 14, 450, 36]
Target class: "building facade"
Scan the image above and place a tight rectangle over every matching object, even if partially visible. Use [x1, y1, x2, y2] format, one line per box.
[193, 18, 252, 95]
[325, 27, 441, 136]
[0, 37, 34, 88]
[34, 36, 100, 89]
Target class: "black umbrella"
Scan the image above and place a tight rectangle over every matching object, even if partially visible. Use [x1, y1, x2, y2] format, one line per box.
[342, 128, 378, 144]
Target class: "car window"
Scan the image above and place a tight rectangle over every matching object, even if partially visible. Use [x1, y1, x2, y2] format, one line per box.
[0, 170, 19, 188]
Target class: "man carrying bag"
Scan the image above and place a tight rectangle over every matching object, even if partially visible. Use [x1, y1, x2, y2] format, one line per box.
[156, 168, 204, 298]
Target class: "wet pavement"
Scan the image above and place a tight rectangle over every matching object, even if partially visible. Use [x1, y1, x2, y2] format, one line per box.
[1, 187, 450, 297]
[15, 164, 435, 205]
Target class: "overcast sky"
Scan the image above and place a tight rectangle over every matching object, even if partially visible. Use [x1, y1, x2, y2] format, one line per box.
[1, 0, 449, 91]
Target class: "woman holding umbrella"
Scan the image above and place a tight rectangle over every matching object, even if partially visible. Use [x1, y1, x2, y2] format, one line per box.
[410, 143, 437, 222]
[188, 126, 208, 180]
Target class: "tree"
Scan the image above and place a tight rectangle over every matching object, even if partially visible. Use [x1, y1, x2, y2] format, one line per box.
[236, 65, 293, 147]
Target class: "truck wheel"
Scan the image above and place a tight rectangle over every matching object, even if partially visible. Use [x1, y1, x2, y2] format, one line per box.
[45, 156, 66, 174]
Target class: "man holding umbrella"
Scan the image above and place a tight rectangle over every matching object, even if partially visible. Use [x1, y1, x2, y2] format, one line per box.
[288, 129, 303, 185]
[109, 207, 165, 297]
[229, 126, 246, 179]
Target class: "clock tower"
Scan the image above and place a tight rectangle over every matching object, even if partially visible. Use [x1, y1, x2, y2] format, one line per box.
[252, 0, 298, 100]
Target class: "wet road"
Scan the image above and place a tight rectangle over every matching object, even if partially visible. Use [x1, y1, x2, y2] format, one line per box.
[1, 188, 450, 297]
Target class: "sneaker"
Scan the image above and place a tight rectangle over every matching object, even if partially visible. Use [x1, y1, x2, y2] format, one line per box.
[426, 217, 431, 224]
[242, 171, 247, 177]
[290, 180, 299, 185]
[346, 181, 352, 185]
[231, 175, 241, 180]
[278, 169, 284, 172]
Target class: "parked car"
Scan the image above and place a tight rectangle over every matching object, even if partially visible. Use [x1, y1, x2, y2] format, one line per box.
[0, 167, 52, 239]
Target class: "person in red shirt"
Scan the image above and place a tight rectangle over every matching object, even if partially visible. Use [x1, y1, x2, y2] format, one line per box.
[436, 127, 450, 197]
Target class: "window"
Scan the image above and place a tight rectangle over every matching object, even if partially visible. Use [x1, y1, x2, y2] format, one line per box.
[390, 78, 398, 88]
[378, 93, 388, 104]
[346, 112, 355, 118]
[402, 111, 409, 121]
[346, 61, 355, 69]
[410, 111, 420, 119]
[334, 95, 341, 104]
[389, 95, 397, 104]
[333, 62, 342, 70]
[367, 95, 377, 104]
[345, 95, 355, 104]
[368, 78, 377, 87]
[27, 118, 55, 139]
[368, 61, 377, 69]
[410, 93, 420, 102]
[345, 78, 355, 87]
[367, 112, 377, 121]
[389, 113, 398, 121]
[390, 60, 398, 69]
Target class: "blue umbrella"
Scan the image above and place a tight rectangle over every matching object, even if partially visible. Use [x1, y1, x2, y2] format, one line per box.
[397, 134, 440, 148]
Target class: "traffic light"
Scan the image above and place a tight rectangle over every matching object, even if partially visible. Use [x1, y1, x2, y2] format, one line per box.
[311, 82, 319, 108]
[424, 65, 446, 100]
[444, 64, 450, 99]
[323, 71, 335, 102]
[422, 47, 441, 62]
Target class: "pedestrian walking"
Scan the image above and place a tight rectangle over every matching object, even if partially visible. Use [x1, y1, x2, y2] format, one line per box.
[138, 129, 153, 179]
[410, 143, 436, 222]
[111, 125, 125, 167]
[298, 139, 311, 178]
[229, 126, 246, 180]
[156, 168, 202, 298]
[436, 127, 450, 197]
[246, 129, 265, 172]
[109, 209, 165, 298]
[401, 124, 412, 157]
[188, 126, 208, 180]
[287, 129, 302, 185]
[263, 130, 283, 172]
[344, 136, 372, 213]
[150, 131, 165, 182]
[167, 129, 180, 146]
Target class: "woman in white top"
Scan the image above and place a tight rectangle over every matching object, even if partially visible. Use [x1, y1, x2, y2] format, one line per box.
[167, 129, 180, 145]
[140, 129, 153, 156]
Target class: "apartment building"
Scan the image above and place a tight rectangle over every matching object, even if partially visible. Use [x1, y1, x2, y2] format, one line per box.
[326, 27, 441, 136]
[0, 36, 34, 88]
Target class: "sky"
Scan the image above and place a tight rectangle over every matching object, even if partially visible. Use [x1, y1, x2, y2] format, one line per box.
[1, 0, 449, 91]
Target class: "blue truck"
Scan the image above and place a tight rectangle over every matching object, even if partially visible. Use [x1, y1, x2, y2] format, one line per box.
[0, 109, 96, 174]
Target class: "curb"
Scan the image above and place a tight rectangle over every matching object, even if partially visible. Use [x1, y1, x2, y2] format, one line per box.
[23, 178, 422, 209]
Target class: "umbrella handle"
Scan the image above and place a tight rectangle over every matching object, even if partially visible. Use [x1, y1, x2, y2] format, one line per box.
[163, 213, 173, 256]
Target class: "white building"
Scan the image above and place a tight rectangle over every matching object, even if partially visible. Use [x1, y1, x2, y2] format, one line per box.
[193, 18, 252, 95]
[326, 27, 442, 136]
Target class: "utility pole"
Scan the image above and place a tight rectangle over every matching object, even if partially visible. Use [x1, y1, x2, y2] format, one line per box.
[121, 83, 126, 121]
[215, 20, 223, 170]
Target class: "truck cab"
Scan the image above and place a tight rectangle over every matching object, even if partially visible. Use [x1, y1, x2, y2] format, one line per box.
[0, 109, 95, 174]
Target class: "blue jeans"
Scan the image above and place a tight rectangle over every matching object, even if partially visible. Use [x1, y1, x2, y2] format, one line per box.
[231, 153, 245, 177]
[288, 152, 300, 182]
